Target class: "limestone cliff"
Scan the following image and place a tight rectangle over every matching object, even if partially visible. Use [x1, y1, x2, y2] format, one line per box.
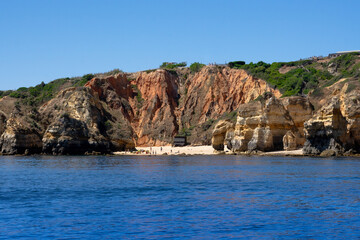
[303, 84, 360, 155]
[0, 115, 42, 155]
[83, 66, 280, 147]
[40, 87, 135, 155]
[2, 56, 360, 155]
[213, 95, 314, 153]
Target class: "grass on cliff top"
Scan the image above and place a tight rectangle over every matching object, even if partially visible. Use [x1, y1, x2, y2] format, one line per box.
[0, 75, 90, 106]
[0, 69, 123, 106]
[189, 62, 205, 73]
[160, 62, 187, 69]
[229, 52, 360, 96]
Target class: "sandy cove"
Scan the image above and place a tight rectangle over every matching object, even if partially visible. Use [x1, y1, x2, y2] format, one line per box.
[114, 145, 215, 156]
[114, 146, 304, 156]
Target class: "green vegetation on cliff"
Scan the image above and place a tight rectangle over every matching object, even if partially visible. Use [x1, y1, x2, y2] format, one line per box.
[0, 68, 124, 105]
[229, 52, 360, 96]
[1, 75, 89, 106]
[189, 62, 205, 73]
[160, 62, 187, 69]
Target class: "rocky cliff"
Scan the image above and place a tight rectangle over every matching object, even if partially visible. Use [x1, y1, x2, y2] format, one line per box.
[212, 81, 360, 156]
[1, 53, 360, 155]
[212, 94, 314, 153]
[0, 65, 280, 154]
[40, 87, 135, 155]
[83, 66, 280, 147]
[303, 83, 360, 156]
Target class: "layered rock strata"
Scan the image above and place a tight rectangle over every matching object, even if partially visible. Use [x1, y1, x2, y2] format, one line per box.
[0, 116, 42, 154]
[213, 95, 314, 152]
[303, 84, 360, 155]
[40, 87, 135, 155]
[84, 66, 281, 147]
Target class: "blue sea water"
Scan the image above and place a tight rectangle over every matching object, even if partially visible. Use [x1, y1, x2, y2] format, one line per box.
[1, 155, 360, 239]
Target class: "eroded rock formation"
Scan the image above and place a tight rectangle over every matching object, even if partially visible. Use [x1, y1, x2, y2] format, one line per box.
[40, 87, 135, 155]
[181, 66, 281, 127]
[84, 66, 281, 147]
[212, 120, 234, 151]
[303, 84, 360, 155]
[213, 95, 314, 152]
[3, 62, 360, 155]
[0, 116, 42, 154]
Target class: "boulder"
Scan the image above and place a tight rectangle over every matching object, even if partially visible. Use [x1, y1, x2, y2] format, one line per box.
[283, 130, 297, 151]
[211, 120, 234, 151]
[247, 127, 273, 151]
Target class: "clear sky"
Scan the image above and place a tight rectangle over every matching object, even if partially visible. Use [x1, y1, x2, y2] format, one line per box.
[1, 0, 359, 90]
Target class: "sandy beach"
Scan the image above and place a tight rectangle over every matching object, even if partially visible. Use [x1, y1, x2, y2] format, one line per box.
[114, 146, 304, 156]
[114, 145, 215, 156]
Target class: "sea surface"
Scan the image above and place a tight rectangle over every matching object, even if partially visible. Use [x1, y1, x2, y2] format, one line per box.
[1, 155, 360, 239]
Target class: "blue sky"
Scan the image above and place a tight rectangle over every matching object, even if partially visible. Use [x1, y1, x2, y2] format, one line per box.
[1, 0, 359, 90]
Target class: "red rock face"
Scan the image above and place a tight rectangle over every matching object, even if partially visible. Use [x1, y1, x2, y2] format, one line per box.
[85, 73, 133, 110]
[132, 70, 180, 146]
[84, 66, 281, 146]
[180, 66, 281, 127]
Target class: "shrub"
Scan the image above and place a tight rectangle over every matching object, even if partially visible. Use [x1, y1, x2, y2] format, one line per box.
[160, 62, 187, 69]
[9, 92, 22, 98]
[228, 61, 245, 68]
[103, 69, 122, 76]
[233, 60, 335, 96]
[190, 62, 205, 73]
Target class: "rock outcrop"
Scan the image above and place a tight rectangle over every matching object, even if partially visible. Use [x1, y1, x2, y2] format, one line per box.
[213, 95, 314, 152]
[281, 96, 314, 146]
[5, 62, 360, 155]
[181, 66, 281, 127]
[132, 70, 180, 146]
[85, 70, 180, 146]
[283, 131, 297, 151]
[0, 111, 6, 135]
[303, 98, 347, 155]
[212, 120, 234, 151]
[40, 87, 135, 155]
[0, 116, 42, 154]
[303, 84, 360, 155]
[84, 66, 281, 147]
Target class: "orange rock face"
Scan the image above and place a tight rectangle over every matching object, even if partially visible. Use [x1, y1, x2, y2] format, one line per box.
[132, 70, 180, 146]
[180, 66, 281, 127]
[84, 66, 281, 146]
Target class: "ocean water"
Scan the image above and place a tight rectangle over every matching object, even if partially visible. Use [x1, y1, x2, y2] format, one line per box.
[1, 155, 360, 239]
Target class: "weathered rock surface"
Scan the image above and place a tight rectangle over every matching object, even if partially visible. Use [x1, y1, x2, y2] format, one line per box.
[213, 95, 314, 152]
[85, 70, 179, 146]
[212, 120, 234, 151]
[0, 111, 6, 136]
[2, 65, 281, 155]
[85, 66, 281, 147]
[40, 87, 135, 155]
[181, 66, 281, 127]
[303, 84, 360, 155]
[0, 116, 42, 154]
[133, 70, 180, 146]
[303, 98, 347, 155]
[281, 96, 314, 146]
[283, 131, 297, 151]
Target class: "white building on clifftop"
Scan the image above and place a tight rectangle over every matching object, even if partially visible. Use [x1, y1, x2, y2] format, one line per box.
[328, 50, 360, 58]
